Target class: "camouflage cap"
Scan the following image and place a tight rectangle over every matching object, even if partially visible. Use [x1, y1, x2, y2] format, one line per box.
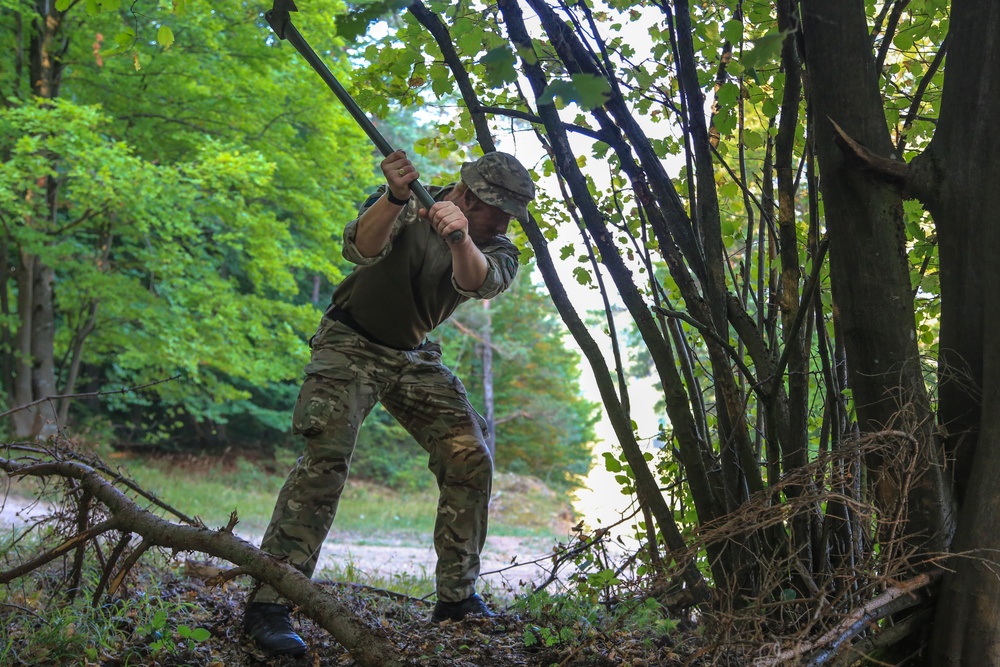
[461, 152, 536, 222]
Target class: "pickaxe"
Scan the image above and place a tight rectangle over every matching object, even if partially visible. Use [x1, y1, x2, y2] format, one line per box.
[265, 0, 463, 242]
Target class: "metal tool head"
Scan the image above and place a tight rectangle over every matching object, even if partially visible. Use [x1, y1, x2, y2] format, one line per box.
[265, 0, 299, 40]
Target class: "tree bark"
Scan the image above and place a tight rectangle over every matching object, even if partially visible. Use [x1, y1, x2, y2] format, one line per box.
[481, 299, 496, 457]
[914, 1, 1000, 663]
[800, 0, 953, 557]
[8, 1, 67, 437]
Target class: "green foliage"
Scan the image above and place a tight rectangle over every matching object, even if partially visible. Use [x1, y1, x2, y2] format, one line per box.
[335, 0, 413, 40]
[135, 607, 212, 657]
[0, 98, 321, 423]
[0, 539, 210, 666]
[514, 589, 678, 652]
[439, 275, 600, 489]
[2, 0, 379, 443]
[481, 46, 520, 88]
[538, 75, 613, 110]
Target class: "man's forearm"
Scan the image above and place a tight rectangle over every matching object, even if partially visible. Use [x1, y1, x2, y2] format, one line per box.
[451, 239, 489, 291]
[354, 195, 406, 258]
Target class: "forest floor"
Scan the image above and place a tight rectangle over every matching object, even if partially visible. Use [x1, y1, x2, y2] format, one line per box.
[0, 478, 575, 594]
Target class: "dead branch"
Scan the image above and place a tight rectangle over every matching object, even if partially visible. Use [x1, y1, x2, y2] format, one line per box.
[0, 516, 123, 583]
[106, 537, 152, 598]
[0, 375, 180, 419]
[829, 609, 932, 667]
[93, 532, 133, 606]
[5, 442, 197, 525]
[753, 571, 939, 666]
[0, 452, 412, 667]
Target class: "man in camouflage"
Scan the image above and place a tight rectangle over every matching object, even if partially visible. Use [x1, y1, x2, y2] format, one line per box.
[243, 150, 536, 657]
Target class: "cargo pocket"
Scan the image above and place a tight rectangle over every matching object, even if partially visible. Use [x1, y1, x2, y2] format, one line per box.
[291, 375, 338, 436]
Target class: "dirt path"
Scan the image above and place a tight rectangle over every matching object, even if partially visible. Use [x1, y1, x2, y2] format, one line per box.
[0, 494, 569, 595]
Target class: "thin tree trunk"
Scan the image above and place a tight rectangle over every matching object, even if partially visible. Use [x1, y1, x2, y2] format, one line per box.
[58, 301, 99, 425]
[481, 299, 495, 457]
[9, 1, 67, 437]
[12, 250, 37, 436]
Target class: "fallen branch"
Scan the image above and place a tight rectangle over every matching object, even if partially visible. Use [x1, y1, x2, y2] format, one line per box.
[754, 571, 940, 666]
[829, 609, 932, 667]
[4, 442, 198, 525]
[0, 453, 412, 667]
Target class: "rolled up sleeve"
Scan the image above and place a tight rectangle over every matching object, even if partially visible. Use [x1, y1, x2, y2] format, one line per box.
[452, 241, 520, 299]
[341, 187, 414, 265]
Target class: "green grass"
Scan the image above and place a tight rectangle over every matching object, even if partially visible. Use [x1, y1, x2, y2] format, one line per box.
[115, 454, 438, 537]
[102, 452, 572, 541]
[0, 542, 213, 667]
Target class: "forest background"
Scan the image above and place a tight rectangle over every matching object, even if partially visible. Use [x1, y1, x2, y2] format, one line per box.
[4, 0, 1000, 666]
[0, 0, 599, 494]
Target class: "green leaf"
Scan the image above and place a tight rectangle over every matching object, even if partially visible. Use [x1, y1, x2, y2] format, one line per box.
[480, 47, 518, 88]
[514, 44, 538, 66]
[539, 74, 610, 110]
[893, 30, 914, 51]
[55, 0, 72, 11]
[715, 81, 740, 110]
[190, 628, 212, 642]
[722, 19, 743, 44]
[740, 28, 793, 70]
[157, 25, 174, 50]
[456, 24, 484, 54]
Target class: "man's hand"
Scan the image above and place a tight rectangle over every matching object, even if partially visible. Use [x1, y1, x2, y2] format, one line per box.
[422, 201, 470, 245]
[381, 150, 419, 203]
[422, 201, 486, 291]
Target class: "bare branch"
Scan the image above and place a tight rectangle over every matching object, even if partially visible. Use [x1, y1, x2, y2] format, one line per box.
[0, 375, 181, 419]
[754, 570, 938, 666]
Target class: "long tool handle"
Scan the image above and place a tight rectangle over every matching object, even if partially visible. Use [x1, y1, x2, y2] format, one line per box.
[267, 8, 463, 242]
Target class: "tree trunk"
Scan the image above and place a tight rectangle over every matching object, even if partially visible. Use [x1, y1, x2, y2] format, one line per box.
[7, 1, 67, 437]
[481, 299, 496, 457]
[58, 300, 99, 425]
[11, 251, 38, 436]
[912, 0, 1000, 662]
[800, 0, 953, 557]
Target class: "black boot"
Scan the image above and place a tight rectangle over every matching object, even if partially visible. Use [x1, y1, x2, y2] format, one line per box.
[431, 593, 495, 623]
[243, 602, 308, 657]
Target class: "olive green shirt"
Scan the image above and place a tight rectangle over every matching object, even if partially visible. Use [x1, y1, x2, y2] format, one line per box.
[330, 184, 520, 350]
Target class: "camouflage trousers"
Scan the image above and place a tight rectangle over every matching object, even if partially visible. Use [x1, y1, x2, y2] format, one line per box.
[252, 318, 492, 605]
